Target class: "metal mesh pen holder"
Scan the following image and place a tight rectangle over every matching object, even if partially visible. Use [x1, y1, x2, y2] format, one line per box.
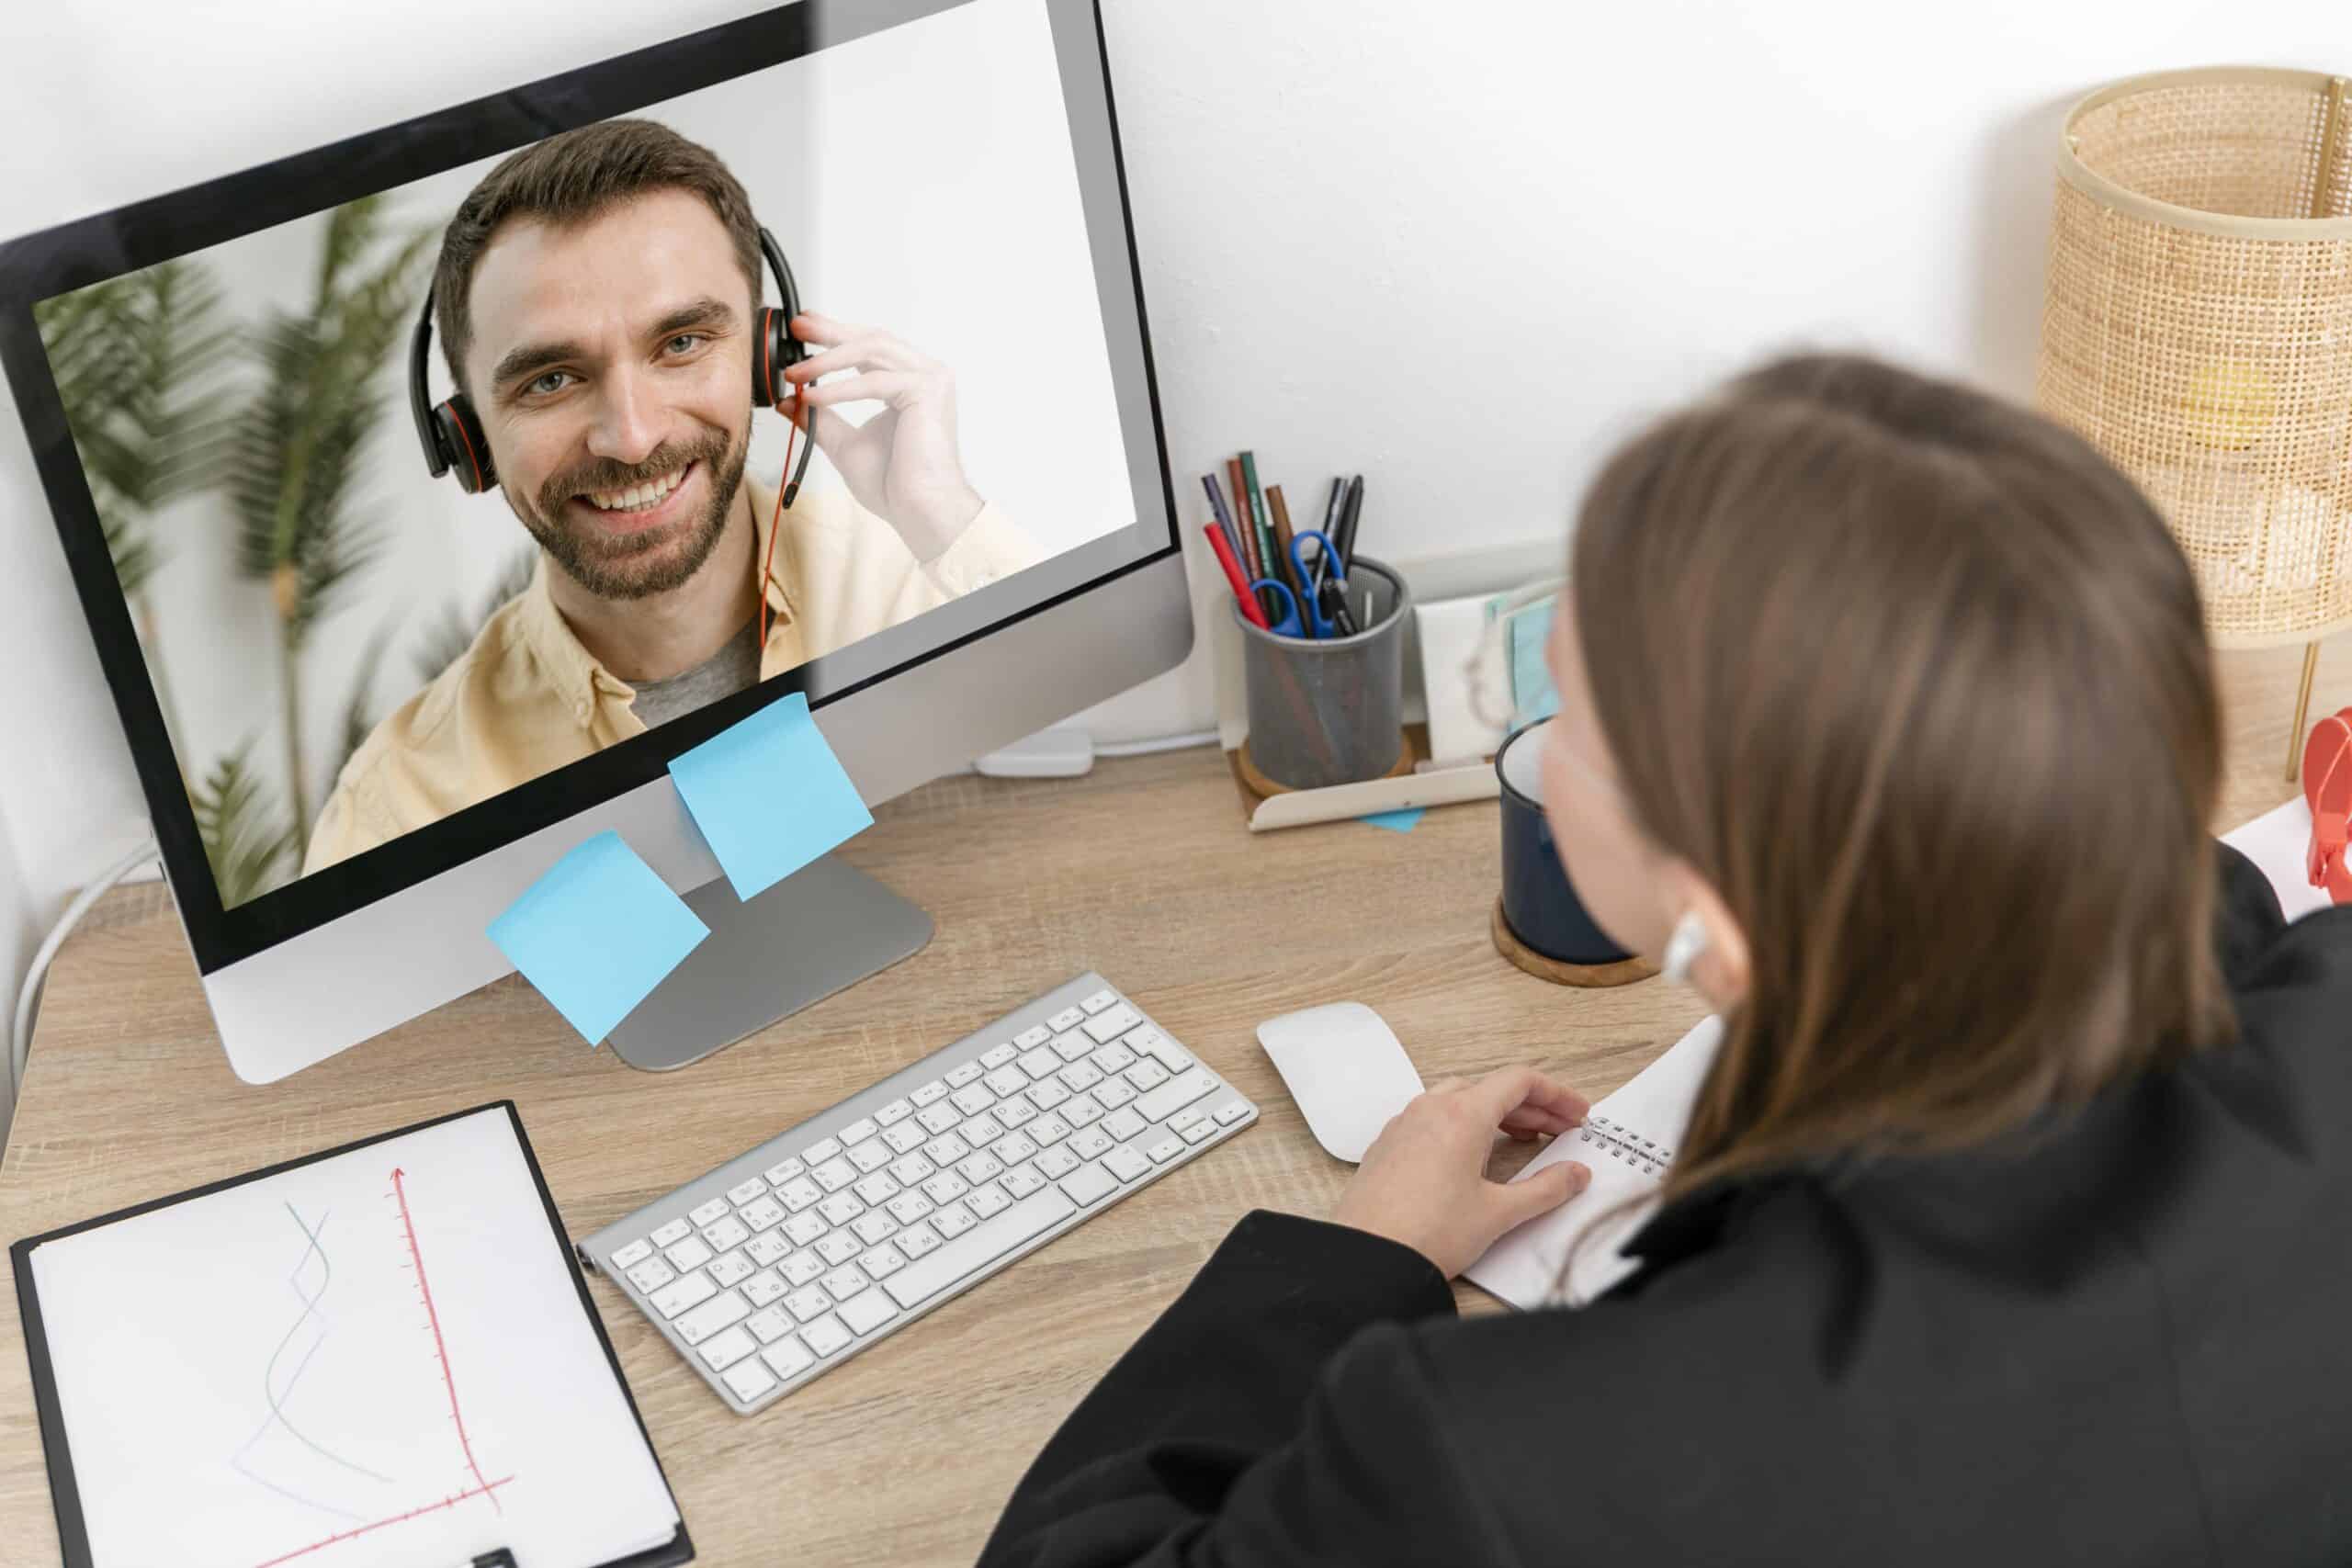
[1233, 556, 1411, 792]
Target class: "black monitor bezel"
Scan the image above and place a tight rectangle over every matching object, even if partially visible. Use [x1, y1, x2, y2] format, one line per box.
[0, 0, 1177, 976]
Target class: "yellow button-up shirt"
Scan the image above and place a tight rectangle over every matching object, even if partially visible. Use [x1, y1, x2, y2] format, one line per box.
[304, 475, 1039, 873]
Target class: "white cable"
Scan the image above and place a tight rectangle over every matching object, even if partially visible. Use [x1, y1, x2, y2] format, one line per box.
[10, 834, 159, 1108]
[1094, 728, 1220, 758]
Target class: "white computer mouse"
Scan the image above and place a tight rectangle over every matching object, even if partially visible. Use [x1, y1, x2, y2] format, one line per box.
[1256, 1001, 1426, 1163]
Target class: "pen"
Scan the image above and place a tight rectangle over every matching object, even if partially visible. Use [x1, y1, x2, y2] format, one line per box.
[1226, 456, 1260, 579]
[1318, 475, 1345, 566]
[1268, 484, 1308, 628]
[1332, 473, 1365, 573]
[1201, 473, 1245, 571]
[1203, 524, 1271, 630]
[1240, 450, 1276, 595]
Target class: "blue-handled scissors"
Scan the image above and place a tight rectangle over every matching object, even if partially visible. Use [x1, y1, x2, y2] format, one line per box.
[1291, 530, 1344, 637]
[1248, 577, 1305, 637]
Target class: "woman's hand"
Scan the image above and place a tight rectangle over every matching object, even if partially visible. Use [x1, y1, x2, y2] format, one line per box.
[1331, 1066, 1593, 1279]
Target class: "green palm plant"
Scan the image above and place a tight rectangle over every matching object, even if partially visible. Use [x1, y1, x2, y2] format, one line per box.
[188, 741, 300, 908]
[33, 258, 235, 767]
[225, 195, 432, 848]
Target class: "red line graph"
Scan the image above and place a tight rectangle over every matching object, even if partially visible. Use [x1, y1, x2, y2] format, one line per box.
[250, 1476, 515, 1567]
[390, 1165, 502, 1513]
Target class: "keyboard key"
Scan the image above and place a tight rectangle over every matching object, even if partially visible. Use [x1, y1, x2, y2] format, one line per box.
[781, 1250, 825, 1287]
[989, 1132, 1041, 1167]
[888, 1153, 936, 1186]
[961, 1113, 1007, 1148]
[782, 1211, 828, 1247]
[1048, 1007, 1086, 1032]
[910, 1079, 951, 1108]
[777, 1178, 823, 1213]
[610, 1238, 653, 1270]
[1102, 1107, 1148, 1142]
[895, 1222, 943, 1259]
[650, 1217, 693, 1247]
[854, 1172, 900, 1205]
[848, 1141, 892, 1174]
[923, 1134, 972, 1168]
[1014, 1024, 1052, 1048]
[922, 1171, 971, 1204]
[1025, 1081, 1071, 1111]
[815, 1232, 863, 1265]
[1083, 1003, 1142, 1043]
[984, 1066, 1030, 1098]
[1170, 1108, 1206, 1134]
[917, 1102, 963, 1135]
[727, 1178, 768, 1207]
[1030, 1114, 1073, 1145]
[742, 1269, 787, 1309]
[1069, 1126, 1114, 1161]
[739, 1197, 786, 1233]
[1215, 1102, 1252, 1126]
[723, 1359, 778, 1403]
[677, 1290, 752, 1346]
[664, 1237, 715, 1273]
[1089, 1041, 1136, 1074]
[1035, 1145, 1081, 1179]
[821, 1264, 872, 1303]
[1052, 1031, 1094, 1063]
[1094, 1077, 1137, 1110]
[747, 1304, 796, 1343]
[950, 1084, 995, 1116]
[1125, 1060, 1170, 1093]
[1062, 1095, 1104, 1128]
[1125, 1024, 1167, 1053]
[979, 1042, 1019, 1069]
[785, 1285, 833, 1322]
[946, 1060, 986, 1088]
[966, 1183, 1012, 1220]
[1142, 1038, 1193, 1075]
[1146, 1135, 1184, 1164]
[764, 1156, 808, 1187]
[819, 1192, 865, 1225]
[1136, 1067, 1216, 1123]
[887, 1191, 935, 1224]
[1057, 1062, 1103, 1092]
[702, 1216, 751, 1253]
[803, 1136, 844, 1166]
[708, 1251, 755, 1289]
[839, 1288, 899, 1336]
[874, 1097, 916, 1128]
[851, 1212, 899, 1246]
[690, 1198, 731, 1227]
[652, 1271, 719, 1320]
[761, 1335, 816, 1379]
[931, 1201, 977, 1238]
[1080, 987, 1119, 1014]
[883, 1122, 927, 1154]
[857, 1243, 908, 1280]
[839, 1116, 880, 1146]
[1060, 1161, 1117, 1207]
[1017, 1047, 1061, 1079]
[812, 1158, 858, 1192]
[884, 1187, 1078, 1309]
[1002, 1164, 1048, 1198]
[995, 1097, 1039, 1128]
[627, 1258, 677, 1293]
[699, 1325, 759, 1371]
[802, 1314, 854, 1359]
[1181, 1120, 1216, 1145]
[956, 1152, 1006, 1185]
[1104, 1145, 1152, 1182]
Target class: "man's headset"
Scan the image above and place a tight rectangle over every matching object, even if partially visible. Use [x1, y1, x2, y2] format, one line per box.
[406, 224, 816, 506]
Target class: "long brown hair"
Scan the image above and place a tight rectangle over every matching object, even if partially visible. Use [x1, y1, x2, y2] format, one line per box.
[1572, 354, 2237, 1202]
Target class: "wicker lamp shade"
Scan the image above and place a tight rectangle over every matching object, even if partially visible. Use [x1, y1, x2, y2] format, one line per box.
[2037, 67, 2352, 658]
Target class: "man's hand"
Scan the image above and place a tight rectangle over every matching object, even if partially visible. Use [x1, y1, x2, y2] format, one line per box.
[1331, 1066, 1593, 1279]
[776, 312, 985, 563]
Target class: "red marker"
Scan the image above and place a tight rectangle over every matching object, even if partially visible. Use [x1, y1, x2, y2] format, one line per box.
[1204, 523, 1271, 630]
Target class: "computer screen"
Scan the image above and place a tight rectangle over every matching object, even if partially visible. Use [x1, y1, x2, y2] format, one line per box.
[16, 0, 1161, 919]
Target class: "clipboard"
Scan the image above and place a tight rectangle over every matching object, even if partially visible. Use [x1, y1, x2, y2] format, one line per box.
[10, 1101, 694, 1568]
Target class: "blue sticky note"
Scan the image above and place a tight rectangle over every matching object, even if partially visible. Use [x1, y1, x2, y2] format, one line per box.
[1508, 597, 1561, 726]
[1361, 807, 1426, 833]
[488, 830, 709, 1045]
[669, 691, 876, 900]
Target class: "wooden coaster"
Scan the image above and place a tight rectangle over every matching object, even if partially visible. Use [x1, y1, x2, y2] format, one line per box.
[1491, 897, 1659, 987]
[1234, 734, 1416, 799]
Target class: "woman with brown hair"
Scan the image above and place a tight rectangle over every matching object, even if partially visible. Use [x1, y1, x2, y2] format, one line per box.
[978, 354, 2351, 1565]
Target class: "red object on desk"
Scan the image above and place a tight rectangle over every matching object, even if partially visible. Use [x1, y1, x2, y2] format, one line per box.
[1203, 524, 1271, 630]
[2304, 709, 2352, 904]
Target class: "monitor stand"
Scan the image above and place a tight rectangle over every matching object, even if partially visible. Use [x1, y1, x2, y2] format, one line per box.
[605, 855, 933, 1072]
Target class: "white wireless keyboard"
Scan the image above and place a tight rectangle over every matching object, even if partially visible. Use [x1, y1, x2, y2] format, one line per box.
[579, 973, 1257, 1414]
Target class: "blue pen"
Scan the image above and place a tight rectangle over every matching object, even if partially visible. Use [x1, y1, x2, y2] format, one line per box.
[1291, 531, 1340, 637]
[1248, 577, 1305, 637]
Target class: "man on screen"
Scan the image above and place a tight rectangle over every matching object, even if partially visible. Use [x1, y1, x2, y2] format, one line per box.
[306, 118, 1041, 873]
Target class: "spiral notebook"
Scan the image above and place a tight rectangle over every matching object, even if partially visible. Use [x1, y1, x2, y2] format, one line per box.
[1466, 1017, 1724, 1310]
[10, 1102, 691, 1568]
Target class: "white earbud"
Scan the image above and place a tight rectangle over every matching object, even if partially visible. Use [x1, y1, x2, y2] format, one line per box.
[1661, 908, 1710, 985]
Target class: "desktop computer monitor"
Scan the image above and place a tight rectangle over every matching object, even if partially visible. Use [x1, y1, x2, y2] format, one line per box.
[0, 0, 1187, 1082]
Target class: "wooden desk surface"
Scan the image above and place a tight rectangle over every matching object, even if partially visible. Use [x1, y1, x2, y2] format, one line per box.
[0, 638, 2330, 1566]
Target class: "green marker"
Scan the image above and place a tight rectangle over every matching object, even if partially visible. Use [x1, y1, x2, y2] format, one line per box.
[1239, 450, 1274, 589]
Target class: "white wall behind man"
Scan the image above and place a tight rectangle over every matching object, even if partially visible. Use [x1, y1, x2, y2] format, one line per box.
[0, 0, 2337, 1051]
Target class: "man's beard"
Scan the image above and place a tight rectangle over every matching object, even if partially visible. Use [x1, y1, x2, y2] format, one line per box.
[508, 423, 750, 602]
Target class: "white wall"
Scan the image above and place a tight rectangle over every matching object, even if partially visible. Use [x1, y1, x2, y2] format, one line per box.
[0, 0, 2338, 1047]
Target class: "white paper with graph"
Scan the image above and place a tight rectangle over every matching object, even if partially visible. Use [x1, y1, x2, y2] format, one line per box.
[1466, 1016, 1724, 1310]
[23, 1106, 679, 1568]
